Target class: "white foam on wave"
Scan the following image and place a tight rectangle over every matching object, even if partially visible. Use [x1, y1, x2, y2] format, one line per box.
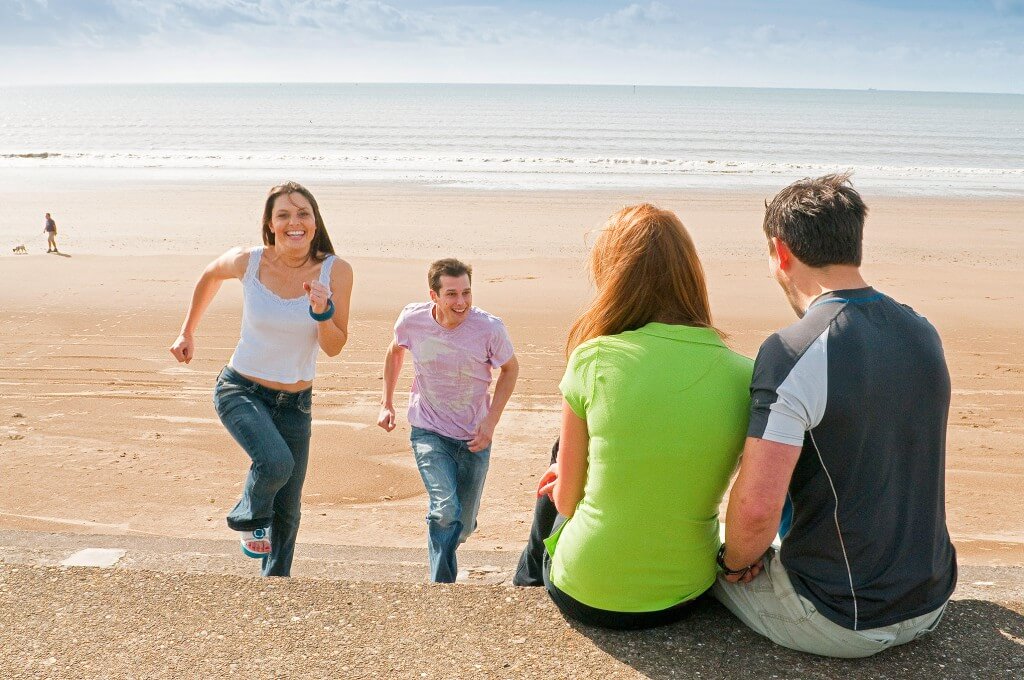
[3, 150, 1023, 172]
[1, 150, 1022, 195]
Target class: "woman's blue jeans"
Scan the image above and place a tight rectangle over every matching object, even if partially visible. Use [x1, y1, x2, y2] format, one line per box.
[213, 366, 312, 577]
[410, 426, 491, 583]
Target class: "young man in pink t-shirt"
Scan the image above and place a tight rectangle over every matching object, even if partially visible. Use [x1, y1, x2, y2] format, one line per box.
[378, 258, 519, 583]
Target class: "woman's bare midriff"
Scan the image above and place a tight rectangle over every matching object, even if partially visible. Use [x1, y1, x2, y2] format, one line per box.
[238, 371, 312, 393]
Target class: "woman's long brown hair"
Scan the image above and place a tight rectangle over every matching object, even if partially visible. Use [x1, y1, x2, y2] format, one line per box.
[261, 181, 335, 262]
[565, 204, 718, 357]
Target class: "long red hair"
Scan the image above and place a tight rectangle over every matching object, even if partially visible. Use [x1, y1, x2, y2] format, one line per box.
[566, 204, 718, 356]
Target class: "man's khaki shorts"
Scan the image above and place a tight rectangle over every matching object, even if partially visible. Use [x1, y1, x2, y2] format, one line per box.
[713, 549, 947, 658]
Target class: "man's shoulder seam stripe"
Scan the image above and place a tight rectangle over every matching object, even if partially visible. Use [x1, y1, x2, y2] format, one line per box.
[809, 293, 884, 309]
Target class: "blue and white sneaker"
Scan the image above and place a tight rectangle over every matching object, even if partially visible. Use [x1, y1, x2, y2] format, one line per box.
[240, 527, 272, 558]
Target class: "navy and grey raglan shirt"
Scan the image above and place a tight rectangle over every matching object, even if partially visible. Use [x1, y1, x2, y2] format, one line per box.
[749, 287, 957, 631]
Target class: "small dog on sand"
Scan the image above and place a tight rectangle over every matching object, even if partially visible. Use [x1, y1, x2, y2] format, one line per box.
[12, 245, 27, 254]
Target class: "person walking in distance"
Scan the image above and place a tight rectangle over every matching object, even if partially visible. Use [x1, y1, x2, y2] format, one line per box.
[44, 213, 58, 253]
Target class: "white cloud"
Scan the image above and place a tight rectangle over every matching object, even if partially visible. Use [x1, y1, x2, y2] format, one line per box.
[593, 2, 677, 30]
[0, 0, 441, 46]
[992, 0, 1024, 14]
[9, 0, 46, 19]
[273, 0, 426, 37]
[0, 1, 1021, 92]
[749, 24, 781, 44]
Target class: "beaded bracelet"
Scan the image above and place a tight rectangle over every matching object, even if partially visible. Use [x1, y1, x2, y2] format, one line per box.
[309, 298, 335, 322]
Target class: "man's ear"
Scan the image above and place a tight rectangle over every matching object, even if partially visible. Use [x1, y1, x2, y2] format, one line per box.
[772, 237, 793, 271]
[428, 288, 439, 303]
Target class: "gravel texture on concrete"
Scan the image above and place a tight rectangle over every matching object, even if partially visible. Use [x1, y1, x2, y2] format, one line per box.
[2, 564, 1022, 679]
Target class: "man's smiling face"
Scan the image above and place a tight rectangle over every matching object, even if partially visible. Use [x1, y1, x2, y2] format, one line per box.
[430, 274, 472, 328]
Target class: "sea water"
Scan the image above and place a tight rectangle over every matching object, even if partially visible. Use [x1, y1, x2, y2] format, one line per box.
[1, 83, 1021, 195]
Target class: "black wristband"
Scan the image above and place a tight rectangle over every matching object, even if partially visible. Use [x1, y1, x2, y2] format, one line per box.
[716, 544, 753, 578]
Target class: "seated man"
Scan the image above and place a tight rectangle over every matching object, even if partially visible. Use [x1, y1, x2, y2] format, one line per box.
[715, 173, 956, 658]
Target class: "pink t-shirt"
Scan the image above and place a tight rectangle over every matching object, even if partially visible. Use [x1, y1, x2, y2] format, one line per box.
[394, 302, 515, 441]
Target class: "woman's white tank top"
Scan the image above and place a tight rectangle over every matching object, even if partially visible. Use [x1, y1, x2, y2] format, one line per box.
[229, 247, 335, 383]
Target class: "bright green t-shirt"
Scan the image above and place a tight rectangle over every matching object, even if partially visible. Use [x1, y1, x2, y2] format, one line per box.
[545, 323, 753, 613]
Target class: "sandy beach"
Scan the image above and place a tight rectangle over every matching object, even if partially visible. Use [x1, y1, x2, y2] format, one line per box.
[1, 182, 1022, 570]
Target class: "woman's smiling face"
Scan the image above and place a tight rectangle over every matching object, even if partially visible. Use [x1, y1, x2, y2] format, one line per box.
[270, 192, 316, 252]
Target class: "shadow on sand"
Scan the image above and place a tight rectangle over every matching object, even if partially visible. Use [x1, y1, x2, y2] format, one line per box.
[571, 597, 1023, 679]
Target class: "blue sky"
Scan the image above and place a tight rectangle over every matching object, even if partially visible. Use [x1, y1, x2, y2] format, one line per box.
[2, 1, 1022, 92]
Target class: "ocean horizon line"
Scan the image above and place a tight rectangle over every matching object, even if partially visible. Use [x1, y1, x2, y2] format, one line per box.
[2, 81, 1023, 98]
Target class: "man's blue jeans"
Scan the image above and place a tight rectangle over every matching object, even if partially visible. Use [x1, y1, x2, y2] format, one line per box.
[410, 426, 491, 583]
[213, 366, 311, 577]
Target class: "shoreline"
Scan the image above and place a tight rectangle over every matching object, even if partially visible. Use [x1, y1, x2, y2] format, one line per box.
[1, 167, 1023, 199]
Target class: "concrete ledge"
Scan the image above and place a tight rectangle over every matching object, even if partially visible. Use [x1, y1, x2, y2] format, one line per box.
[3, 529, 1023, 599]
[0, 529, 518, 584]
[1, 563, 1021, 679]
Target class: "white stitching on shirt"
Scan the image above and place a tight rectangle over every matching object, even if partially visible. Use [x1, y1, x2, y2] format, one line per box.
[808, 429, 859, 630]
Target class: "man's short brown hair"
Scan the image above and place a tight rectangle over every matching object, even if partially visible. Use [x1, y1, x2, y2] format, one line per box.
[763, 172, 867, 267]
[428, 258, 473, 293]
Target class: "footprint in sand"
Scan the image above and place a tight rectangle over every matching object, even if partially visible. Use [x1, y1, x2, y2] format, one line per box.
[158, 366, 195, 375]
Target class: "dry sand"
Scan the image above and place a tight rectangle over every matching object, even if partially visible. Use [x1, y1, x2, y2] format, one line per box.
[0, 182, 1022, 571]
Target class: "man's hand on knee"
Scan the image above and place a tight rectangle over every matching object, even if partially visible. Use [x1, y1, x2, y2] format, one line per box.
[724, 558, 764, 584]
